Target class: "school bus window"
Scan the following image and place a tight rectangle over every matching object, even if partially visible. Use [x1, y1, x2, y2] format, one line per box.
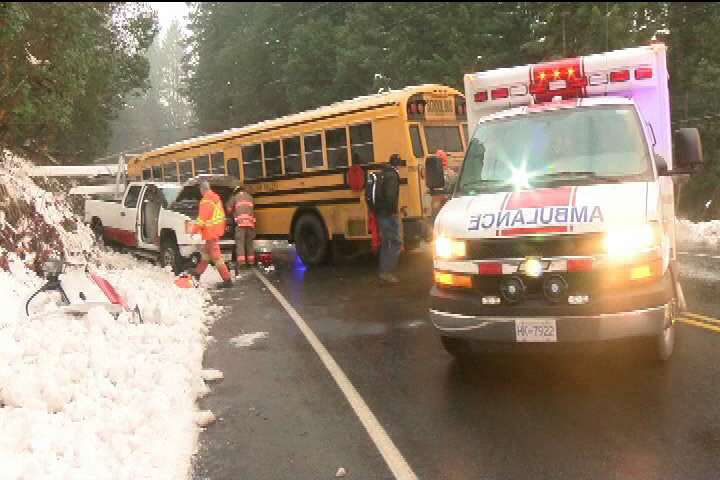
[211, 152, 225, 174]
[143, 168, 151, 180]
[178, 159, 193, 181]
[264, 140, 282, 176]
[152, 165, 161, 180]
[243, 144, 263, 179]
[462, 123, 469, 146]
[409, 125, 424, 158]
[195, 154, 210, 175]
[227, 158, 240, 179]
[163, 163, 177, 182]
[424, 125, 463, 153]
[304, 133, 324, 169]
[326, 127, 348, 169]
[283, 136, 302, 174]
[350, 123, 373, 164]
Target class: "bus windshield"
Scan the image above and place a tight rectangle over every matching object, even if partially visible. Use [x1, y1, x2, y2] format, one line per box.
[456, 105, 652, 195]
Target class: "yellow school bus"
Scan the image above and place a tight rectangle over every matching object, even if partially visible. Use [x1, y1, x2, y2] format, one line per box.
[128, 84, 468, 265]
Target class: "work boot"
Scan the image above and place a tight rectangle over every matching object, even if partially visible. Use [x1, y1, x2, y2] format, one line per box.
[221, 279, 233, 288]
[235, 263, 240, 277]
[379, 273, 399, 284]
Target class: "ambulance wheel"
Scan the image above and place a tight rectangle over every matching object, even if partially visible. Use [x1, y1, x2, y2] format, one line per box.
[643, 300, 676, 365]
[160, 239, 182, 274]
[293, 213, 328, 266]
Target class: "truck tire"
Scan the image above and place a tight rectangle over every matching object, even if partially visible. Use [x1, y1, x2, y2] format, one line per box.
[159, 238, 182, 274]
[293, 213, 329, 266]
[92, 221, 105, 249]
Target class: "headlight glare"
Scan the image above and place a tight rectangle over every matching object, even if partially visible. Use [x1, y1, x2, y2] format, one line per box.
[435, 236, 466, 258]
[606, 223, 658, 255]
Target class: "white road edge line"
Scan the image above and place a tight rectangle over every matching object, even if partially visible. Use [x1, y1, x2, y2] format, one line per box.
[254, 269, 418, 480]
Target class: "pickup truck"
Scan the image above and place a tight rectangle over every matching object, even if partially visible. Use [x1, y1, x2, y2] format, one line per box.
[85, 176, 241, 272]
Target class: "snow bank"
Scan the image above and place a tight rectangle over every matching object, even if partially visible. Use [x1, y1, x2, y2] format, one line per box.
[676, 218, 720, 249]
[0, 151, 220, 479]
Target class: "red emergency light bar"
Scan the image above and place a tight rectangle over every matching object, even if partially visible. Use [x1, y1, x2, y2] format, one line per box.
[530, 58, 585, 103]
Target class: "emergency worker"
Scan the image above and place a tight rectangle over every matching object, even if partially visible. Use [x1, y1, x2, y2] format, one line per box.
[192, 181, 233, 288]
[227, 185, 256, 276]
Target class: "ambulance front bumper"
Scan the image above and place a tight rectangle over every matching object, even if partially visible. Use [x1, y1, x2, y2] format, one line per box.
[430, 274, 671, 343]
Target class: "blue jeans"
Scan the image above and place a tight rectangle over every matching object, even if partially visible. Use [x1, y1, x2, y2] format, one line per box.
[377, 213, 402, 274]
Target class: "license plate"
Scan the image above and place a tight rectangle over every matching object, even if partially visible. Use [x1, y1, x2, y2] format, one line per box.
[515, 319, 557, 342]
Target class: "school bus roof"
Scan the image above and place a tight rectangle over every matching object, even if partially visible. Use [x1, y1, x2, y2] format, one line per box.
[137, 84, 462, 161]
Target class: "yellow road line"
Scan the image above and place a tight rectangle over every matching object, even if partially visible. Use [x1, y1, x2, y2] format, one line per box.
[685, 311, 720, 326]
[679, 318, 720, 334]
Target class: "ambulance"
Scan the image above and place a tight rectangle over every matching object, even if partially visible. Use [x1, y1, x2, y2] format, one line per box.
[427, 44, 703, 362]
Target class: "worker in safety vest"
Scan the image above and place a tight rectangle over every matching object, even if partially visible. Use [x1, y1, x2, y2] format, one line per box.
[192, 181, 232, 288]
[227, 185, 256, 276]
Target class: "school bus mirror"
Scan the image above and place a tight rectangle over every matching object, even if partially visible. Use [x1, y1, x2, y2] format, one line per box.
[425, 155, 445, 190]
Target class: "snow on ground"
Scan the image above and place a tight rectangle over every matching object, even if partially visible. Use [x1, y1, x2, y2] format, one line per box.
[0, 151, 222, 479]
[229, 331, 268, 348]
[676, 218, 720, 250]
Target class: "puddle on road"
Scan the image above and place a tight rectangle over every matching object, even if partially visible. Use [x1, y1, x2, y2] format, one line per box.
[229, 331, 268, 348]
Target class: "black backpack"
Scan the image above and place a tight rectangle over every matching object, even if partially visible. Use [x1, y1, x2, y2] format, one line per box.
[365, 167, 397, 214]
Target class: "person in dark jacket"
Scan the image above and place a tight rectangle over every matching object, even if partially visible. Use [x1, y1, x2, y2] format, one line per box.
[377, 154, 403, 284]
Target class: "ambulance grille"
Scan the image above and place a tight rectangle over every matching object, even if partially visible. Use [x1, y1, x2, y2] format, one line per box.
[467, 232, 606, 259]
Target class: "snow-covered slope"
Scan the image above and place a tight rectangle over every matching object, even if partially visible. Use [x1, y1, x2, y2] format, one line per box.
[0, 151, 221, 479]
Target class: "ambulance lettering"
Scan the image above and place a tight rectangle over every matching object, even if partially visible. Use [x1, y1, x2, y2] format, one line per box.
[468, 205, 604, 231]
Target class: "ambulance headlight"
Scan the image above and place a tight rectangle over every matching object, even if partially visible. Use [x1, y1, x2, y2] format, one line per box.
[606, 223, 659, 255]
[435, 236, 466, 259]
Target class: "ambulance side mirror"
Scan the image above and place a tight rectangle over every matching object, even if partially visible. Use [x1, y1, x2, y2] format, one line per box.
[654, 154, 670, 176]
[673, 128, 703, 174]
[425, 155, 445, 192]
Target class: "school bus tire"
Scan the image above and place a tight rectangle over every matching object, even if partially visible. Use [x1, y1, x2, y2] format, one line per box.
[293, 213, 329, 267]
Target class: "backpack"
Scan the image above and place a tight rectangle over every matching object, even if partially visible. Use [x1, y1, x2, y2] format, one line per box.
[365, 167, 397, 214]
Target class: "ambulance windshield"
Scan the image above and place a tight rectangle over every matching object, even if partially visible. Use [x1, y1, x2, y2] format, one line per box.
[456, 105, 652, 195]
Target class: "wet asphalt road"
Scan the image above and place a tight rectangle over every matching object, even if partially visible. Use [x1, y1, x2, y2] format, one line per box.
[193, 245, 720, 479]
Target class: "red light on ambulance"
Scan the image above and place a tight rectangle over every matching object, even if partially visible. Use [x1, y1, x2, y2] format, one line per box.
[610, 70, 630, 82]
[477, 263, 503, 275]
[568, 76, 587, 88]
[529, 83, 547, 94]
[474, 91, 488, 102]
[491, 88, 509, 99]
[635, 67, 653, 80]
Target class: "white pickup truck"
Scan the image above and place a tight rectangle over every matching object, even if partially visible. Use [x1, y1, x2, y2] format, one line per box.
[85, 176, 240, 272]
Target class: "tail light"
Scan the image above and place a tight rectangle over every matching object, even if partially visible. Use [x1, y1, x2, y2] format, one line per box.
[474, 91, 488, 102]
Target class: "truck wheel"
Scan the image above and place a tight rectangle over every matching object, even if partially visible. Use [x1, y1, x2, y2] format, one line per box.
[159, 239, 182, 274]
[293, 214, 328, 266]
[441, 336, 474, 360]
[93, 221, 105, 249]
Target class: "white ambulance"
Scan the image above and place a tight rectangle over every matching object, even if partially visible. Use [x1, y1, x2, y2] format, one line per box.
[427, 44, 702, 362]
